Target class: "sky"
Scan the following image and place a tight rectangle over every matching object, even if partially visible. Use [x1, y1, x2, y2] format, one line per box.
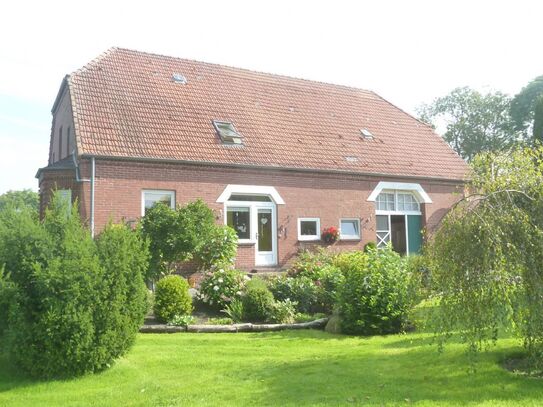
[1, 0, 542, 194]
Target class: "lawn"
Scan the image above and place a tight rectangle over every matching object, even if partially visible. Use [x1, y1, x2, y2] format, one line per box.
[0, 330, 541, 406]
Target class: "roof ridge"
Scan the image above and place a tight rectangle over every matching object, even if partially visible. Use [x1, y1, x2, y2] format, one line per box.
[109, 46, 376, 95]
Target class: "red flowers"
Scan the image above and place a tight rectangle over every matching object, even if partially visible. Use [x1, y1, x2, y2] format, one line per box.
[321, 226, 340, 244]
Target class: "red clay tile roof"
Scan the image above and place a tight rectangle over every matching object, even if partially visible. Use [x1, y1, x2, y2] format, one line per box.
[67, 48, 467, 181]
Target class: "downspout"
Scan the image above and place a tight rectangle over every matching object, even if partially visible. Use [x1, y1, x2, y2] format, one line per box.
[90, 157, 95, 238]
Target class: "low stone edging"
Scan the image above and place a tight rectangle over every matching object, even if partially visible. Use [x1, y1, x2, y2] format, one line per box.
[139, 317, 329, 334]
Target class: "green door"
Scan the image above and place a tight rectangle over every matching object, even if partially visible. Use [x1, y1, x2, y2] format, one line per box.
[407, 215, 422, 254]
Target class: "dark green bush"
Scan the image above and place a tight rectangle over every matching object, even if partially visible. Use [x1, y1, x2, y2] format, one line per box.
[0, 267, 17, 340]
[0, 194, 149, 378]
[153, 275, 193, 323]
[242, 278, 275, 322]
[337, 247, 412, 335]
[94, 223, 150, 360]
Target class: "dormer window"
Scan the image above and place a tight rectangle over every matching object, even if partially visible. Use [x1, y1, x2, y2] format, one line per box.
[213, 120, 243, 145]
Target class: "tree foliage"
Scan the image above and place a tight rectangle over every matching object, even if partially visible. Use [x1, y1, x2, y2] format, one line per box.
[428, 147, 543, 367]
[510, 75, 543, 135]
[141, 199, 237, 281]
[0, 189, 39, 214]
[533, 95, 543, 145]
[418, 87, 520, 161]
[0, 193, 149, 378]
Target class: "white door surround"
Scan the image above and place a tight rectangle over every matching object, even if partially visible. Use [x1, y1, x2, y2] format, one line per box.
[219, 185, 283, 267]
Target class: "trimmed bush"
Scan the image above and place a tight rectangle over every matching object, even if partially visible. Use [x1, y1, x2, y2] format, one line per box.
[153, 275, 193, 323]
[0, 194, 149, 378]
[198, 268, 247, 311]
[337, 247, 412, 335]
[242, 278, 275, 323]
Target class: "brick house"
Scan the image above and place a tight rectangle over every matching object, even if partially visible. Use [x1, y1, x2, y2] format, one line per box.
[36, 48, 467, 271]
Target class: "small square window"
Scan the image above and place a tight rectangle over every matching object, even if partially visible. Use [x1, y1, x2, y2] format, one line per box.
[142, 190, 175, 215]
[340, 218, 360, 240]
[227, 206, 251, 240]
[298, 218, 320, 241]
[213, 120, 243, 145]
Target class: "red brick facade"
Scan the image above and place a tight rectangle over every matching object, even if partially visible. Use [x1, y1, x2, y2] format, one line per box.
[38, 157, 464, 271]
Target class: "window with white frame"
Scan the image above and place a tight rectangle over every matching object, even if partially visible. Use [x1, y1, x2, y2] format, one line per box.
[142, 190, 175, 215]
[375, 191, 420, 212]
[340, 218, 360, 240]
[226, 206, 251, 240]
[298, 218, 320, 241]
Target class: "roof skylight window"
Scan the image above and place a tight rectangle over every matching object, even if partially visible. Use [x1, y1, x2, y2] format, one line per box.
[172, 73, 187, 84]
[213, 120, 243, 145]
[360, 128, 374, 139]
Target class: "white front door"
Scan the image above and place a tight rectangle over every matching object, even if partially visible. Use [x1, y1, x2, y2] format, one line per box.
[255, 206, 277, 266]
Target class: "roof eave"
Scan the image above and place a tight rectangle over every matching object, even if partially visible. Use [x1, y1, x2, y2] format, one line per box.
[79, 154, 467, 184]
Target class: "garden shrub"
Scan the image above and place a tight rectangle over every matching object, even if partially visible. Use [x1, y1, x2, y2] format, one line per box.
[141, 199, 238, 282]
[0, 267, 17, 340]
[242, 278, 275, 322]
[363, 241, 377, 252]
[193, 226, 238, 271]
[222, 297, 244, 323]
[316, 264, 345, 313]
[276, 249, 344, 314]
[269, 299, 298, 324]
[0, 194, 149, 378]
[287, 248, 335, 279]
[337, 246, 412, 335]
[94, 223, 150, 360]
[153, 275, 193, 323]
[268, 275, 321, 313]
[198, 268, 247, 311]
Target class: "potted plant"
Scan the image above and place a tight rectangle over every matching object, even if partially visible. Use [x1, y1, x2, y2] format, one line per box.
[321, 226, 340, 244]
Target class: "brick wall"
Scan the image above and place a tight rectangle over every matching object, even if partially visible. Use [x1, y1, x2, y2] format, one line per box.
[39, 157, 464, 270]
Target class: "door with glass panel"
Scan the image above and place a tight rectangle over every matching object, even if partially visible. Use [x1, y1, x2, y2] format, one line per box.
[256, 207, 276, 266]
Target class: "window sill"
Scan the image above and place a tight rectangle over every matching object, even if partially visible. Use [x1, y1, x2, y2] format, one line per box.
[238, 240, 256, 246]
[340, 237, 361, 241]
[298, 237, 321, 242]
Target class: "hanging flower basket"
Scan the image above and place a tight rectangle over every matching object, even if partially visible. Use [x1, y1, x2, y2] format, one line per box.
[321, 226, 340, 244]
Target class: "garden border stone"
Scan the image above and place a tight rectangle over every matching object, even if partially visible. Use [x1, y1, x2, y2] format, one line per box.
[139, 318, 329, 333]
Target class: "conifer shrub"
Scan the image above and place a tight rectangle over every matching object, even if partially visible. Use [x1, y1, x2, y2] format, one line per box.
[0, 193, 149, 378]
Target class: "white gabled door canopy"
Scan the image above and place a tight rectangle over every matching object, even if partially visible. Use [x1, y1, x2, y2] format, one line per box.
[216, 184, 285, 205]
[367, 182, 432, 204]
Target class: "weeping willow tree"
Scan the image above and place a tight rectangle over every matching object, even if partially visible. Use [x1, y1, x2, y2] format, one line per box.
[428, 147, 543, 369]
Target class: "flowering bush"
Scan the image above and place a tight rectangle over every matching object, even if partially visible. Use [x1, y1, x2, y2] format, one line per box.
[198, 268, 248, 311]
[321, 226, 340, 244]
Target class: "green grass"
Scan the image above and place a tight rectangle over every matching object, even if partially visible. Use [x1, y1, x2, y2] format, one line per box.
[0, 330, 542, 406]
